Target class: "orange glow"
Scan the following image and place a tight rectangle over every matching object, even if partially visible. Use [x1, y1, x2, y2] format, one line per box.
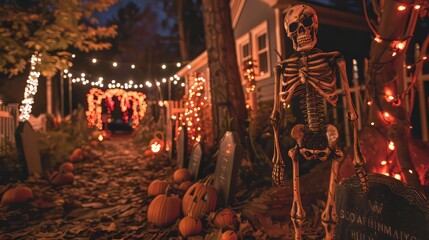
[392, 52, 397, 57]
[388, 141, 395, 150]
[394, 174, 402, 180]
[98, 134, 104, 141]
[414, 5, 421, 10]
[374, 36, 382, 43]
[383, 172, 390, 176]
[151, 141, 161, 153]
[397, 5, 406, 11]
[381, 160, 387, 166]
[367, 101, 373, 106]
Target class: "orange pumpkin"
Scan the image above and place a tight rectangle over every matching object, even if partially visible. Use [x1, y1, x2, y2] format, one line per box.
[147, 180, 171, 196]
[222, 230, 239, 240]
[182, 177, 217, 218]
[214, 208, 240, 230]
[178, 215, 202, 237]
[69, 148, 83, 162]
[178, 181, 194, 192]
[1, 185, 33, 206]
[59, 162, 75, 172]
[173, 168, 191, 184]
[147, 185, 181, 227]
[50, 171, 74, 186]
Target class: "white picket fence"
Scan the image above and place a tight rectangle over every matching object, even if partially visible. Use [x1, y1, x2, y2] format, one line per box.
[0, 104, 19, 154]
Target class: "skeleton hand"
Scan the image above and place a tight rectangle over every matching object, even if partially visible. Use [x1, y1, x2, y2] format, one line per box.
[272, 163, 286, 186]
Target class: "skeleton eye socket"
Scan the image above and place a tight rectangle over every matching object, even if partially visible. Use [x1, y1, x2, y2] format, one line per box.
[304, 151, 313, 157]
[302, 16, 313, 27]
[289, 22, 298, 33]
[318, 152, 327, 158]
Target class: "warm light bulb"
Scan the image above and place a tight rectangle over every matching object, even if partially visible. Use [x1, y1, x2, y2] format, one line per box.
[367, 101, 373, 106]
[374, 36, 382, 43]
[113, 62, 117, 67]
[414, 5, 421, 10]
[388, 141, 395, 150]
[381, 160, 387, 165]
[397, 5, 406, 11]
[131, 64, 136, 69]
[371, 122, 375, 126]
[394, 174, 401, 180]
[98, 134, 104, 141]
[161, 64, 166, 69]
[176, 62, 181, 67]
[92, 58, 97, 63]
[187, 65, 191, 69]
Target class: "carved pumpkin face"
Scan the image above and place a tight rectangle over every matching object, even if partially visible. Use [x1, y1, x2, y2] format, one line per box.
[214, 208, 240, 230]
[182, 181, 217, 218]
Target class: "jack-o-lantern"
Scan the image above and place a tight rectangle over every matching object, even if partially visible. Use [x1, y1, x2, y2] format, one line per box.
[147, 185, 181, 227]
[150, 131, 165, 153]
[214, 208, 240, 230]
[222, 230, 239, 240]
[1, 185, 33, 206]
[182, 176, 217, 218]
[173, 168, 191, 184]
[147, 180, 171, 196]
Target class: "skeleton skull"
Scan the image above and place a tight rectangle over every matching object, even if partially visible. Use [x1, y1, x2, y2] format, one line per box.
[284, 4, 318, 52]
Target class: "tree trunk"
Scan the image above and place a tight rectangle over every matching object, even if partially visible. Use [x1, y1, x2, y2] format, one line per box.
[202, 0, 248, 146]
[177, 0, 189, 61]
[366, 0, 421, 189]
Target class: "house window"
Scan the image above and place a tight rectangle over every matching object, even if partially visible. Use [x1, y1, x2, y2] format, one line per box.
[236, 33, 251, 72]
[251, 20, 270, 79]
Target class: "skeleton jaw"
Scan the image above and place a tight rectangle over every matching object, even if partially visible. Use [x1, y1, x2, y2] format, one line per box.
[294, 33, 316, 51]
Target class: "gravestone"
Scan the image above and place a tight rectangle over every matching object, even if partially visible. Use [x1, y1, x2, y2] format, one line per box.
[15, 121, 42, 177]
[214, 131, 243, 208]
[176, 128, 188, 168]
[335, 174, 429, 240]
[188, 142, 204, 181]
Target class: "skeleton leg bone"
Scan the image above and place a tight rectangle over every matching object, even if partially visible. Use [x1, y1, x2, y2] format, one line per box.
[289, 146, 306, 240]
[321, 149, 343, 240]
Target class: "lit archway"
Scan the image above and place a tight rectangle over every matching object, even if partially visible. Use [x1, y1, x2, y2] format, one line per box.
[86, 88, 147, 129]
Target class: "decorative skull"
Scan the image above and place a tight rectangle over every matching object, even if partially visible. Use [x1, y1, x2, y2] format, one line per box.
[284, 4, 318, 51]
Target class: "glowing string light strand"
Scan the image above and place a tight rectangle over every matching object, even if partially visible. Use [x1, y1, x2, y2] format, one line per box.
[19, 53, 42, 121]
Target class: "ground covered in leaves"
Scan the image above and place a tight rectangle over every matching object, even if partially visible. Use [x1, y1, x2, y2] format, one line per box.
[0, 134, 329, 240]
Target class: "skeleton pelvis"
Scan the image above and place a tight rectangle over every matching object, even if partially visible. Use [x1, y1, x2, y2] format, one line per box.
[291, 124, 339, 161]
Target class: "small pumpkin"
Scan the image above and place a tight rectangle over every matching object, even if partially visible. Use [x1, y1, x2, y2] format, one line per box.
[178, 207, 202, 237]
[147, 185, 181, 227]
[59, 162, 75, 172]
[214, 208, 240, 230]
[178, 181, 194, 192]
[1, 185, 33, 206]
[50, 171, 75, 186]
[173, 168, 191, 184]
[222, 230, 239, 240]
[69, 148, 83, 162]
[147, 180, 171, 196]
[182, 176, 217, 218]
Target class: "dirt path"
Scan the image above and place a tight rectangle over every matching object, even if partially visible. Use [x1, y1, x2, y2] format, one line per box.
[0, 134, 175, 239]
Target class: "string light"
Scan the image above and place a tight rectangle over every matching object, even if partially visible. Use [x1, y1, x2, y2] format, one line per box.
[162, 64, 166, 69]
[397, 5, 407, 11]
[86, 88, 147, 129]
[92, 58, 97, 63]
[19, 53, 41, 121]
[388, 141, 395, 150]
[113, 62, 118, 67]
[243, 60, 257, 93]
[131, 64, 135, 69]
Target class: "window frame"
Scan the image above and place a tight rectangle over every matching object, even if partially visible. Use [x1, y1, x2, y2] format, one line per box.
[250, 20, 270, 80]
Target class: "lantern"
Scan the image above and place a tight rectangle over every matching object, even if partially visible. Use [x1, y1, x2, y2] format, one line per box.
[182, 176, 217, 218]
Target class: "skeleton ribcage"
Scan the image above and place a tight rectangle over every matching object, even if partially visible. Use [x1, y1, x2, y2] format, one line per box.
[279, 51, 339, 106]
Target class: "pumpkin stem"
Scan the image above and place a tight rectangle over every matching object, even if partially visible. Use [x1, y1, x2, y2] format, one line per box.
[165, 184, 172, 196]
[204, 175, 215, 186]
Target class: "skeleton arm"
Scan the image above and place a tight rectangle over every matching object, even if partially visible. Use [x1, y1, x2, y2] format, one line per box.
[271, 64, 285, 186]
[336, 56, 368, 193]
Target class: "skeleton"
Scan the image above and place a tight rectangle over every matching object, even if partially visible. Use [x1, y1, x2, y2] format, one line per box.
[270, 5, 368, 240]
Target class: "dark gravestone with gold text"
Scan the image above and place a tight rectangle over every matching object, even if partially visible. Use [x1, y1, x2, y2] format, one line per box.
[176, 128, 188, 168]
[335, 174, 429, 240]
[15, 121, 42, 177]
[188, 142, 204, 181]
[214, 131, 243, 208]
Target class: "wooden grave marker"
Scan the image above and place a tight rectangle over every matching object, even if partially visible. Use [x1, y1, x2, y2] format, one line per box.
[15, 121, 42, 176]
[213, 131, 243, 208]
[176, 127, 188, 168]
[335, 173, 429, 240]
[188, 142, 204, 181]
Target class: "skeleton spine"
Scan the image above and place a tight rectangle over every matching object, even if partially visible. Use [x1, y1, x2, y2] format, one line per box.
[301, 83, 324, 132]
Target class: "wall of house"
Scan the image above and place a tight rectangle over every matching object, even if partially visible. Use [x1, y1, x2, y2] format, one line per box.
[233, 0, 277, 104]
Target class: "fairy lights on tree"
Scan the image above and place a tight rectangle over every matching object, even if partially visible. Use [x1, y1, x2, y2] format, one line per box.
[86, 88, 147, 129]
[243, 60, 257, 94]
[178, 74, 207, 144]
[19, 53, 42, 122]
